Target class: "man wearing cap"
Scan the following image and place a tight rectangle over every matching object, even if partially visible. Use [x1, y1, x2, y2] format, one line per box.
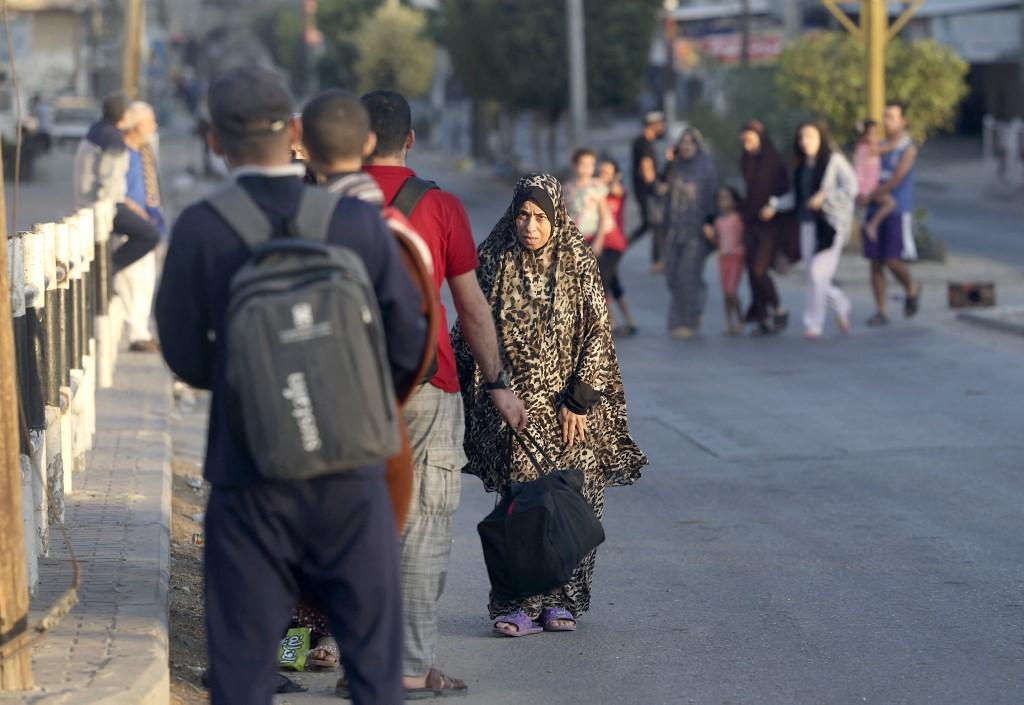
[155, 66, 426, 705]
[630, 111, 667, 271]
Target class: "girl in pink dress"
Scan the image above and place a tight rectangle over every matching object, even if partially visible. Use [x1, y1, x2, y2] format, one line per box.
[707, 187, 746, 335]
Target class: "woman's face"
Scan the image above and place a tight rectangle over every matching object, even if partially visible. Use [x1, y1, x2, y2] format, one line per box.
[516, 199, 553, 251]
[574, 154, 596, 181]
[799, 125, 822, 158]
[717, 188, 735, 212]
[678, 134, 698, 160]
[597, 161, 616, 185]
[741, 130, 761, 154]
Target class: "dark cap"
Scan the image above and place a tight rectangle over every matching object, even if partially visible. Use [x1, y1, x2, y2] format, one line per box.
[208, 66, 293, 137]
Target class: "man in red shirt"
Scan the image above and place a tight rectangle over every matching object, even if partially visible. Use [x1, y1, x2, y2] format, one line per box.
[362, 91, 527, 698]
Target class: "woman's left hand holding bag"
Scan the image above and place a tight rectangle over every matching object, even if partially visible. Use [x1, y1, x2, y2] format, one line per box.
[560, 406, 588, 448]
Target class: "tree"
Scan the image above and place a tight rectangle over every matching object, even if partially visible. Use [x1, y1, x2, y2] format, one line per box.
[315, 0, 381, 89]
[441, 0, 661, 117]
[355, 3, 436, 96]
[252, 4, 305, 84]
[775, 32, 969, 144]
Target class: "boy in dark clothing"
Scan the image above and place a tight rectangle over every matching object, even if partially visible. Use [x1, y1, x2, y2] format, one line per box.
[154, 67, 425, 705]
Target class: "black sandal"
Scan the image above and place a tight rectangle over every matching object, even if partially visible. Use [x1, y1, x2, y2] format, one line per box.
[773, 309, 789, 332]
[904, 284, 921, 318]
[866, 312, 889, 327]
[750, 322, 774, 337]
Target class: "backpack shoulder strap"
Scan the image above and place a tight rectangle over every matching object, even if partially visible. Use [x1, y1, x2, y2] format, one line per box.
[291, 188, 344, 242]
[205, 183, 274, 249]
[390, 177, 439, 219]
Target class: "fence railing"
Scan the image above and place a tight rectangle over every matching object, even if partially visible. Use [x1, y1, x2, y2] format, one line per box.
[982, 116, 1024, 189]
[7, 199, 121, 593]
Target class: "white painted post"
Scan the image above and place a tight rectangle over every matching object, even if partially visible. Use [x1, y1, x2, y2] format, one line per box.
[76, 209, 96, 451]
[55, 220, 73, 496]
[21, 227, 48, 558]
[1011, 118, 1024, 187]
[66, 216, 87, 474]
[40, 221, 64, 524]
[94, 200, 115, 388]
[8, 231, 39, 593]
[982, 114, 994, 173]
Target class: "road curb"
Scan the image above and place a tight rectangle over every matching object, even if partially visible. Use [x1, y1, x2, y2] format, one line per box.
[2, 357, 173, 705]
[957, 306, 1024, 337]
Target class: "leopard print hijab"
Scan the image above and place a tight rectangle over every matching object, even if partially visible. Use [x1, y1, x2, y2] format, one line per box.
[453, 173, 647, 492]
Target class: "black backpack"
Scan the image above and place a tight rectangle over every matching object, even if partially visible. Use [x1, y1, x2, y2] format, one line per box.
[206, 184, 400, 480]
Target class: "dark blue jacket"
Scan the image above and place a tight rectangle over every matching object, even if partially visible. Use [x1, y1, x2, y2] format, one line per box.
[155, 172, 427, 487]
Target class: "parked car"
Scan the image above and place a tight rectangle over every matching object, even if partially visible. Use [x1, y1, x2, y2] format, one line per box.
[50, 97, 100, 151]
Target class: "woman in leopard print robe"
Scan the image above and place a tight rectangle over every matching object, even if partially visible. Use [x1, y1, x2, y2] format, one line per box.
[453, 173, 648, 629]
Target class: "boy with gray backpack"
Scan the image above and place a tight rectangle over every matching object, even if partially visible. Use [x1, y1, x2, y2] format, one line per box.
[155, 66, 427, 705]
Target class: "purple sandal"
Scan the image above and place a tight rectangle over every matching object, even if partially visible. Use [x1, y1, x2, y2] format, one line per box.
[540, 607, 577, 632]
[492, 610, 543, 637]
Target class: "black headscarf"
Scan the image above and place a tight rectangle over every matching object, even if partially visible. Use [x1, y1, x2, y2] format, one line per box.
[739, 119, 789, 224]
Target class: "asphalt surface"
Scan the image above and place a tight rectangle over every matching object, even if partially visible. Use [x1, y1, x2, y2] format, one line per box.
[270, 151, 1024, 705]
[10, 140, 1023, 705]
[918, 187, 1024, 269]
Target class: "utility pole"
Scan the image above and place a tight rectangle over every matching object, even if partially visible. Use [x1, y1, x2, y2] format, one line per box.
[821, 0, 923, 121]
[1019, 0, 1024, 118]
[566, 0, 587, 146]
[0, 129, 34, 692]
[121, 0, 145, 99]
[662, 0, 679, 128]
[740, 0, 752, 67]
[783, 0, 802, 41]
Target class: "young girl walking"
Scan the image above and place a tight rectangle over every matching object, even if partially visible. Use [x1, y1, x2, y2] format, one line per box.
[853, 119, 896, 241]
[705, 186, 746, 335]
[597, 157, 638, 336]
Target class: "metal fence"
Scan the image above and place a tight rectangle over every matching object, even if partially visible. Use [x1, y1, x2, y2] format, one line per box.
[982, 116, 1024, 189]
[7, 200, 120, 593]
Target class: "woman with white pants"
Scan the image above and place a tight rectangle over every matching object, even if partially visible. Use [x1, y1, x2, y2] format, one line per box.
[761, 122, 858, 339]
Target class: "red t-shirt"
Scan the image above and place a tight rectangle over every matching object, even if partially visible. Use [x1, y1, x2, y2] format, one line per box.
[604, 192, 628, 252]
[364, 165, 479, 393]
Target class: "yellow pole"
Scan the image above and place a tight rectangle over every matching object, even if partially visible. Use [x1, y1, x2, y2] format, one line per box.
[865, 0, 887, 122]
[121, 0, 144, 99]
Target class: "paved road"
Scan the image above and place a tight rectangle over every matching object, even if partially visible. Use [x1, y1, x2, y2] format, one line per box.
[11, 140, 1022, 704]
[262, 151, 1024, 704]
[918, 186, 1024, 270]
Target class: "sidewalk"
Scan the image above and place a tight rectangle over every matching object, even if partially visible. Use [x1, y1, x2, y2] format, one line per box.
[0, 354, 174, 705]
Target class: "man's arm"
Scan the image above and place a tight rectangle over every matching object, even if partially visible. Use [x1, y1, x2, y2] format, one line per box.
[124, 197, 150, 220]
[450, 272, 501, 381]
[873, 143, 917, 199]
[154, 210, 213, 389]
[640, 156, 656, 185]
[449, 272, 528, 430]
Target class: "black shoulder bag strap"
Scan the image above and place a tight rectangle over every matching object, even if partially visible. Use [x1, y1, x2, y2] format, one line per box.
[513, 430, 557, 478]
[205, 183, 274, 249]
[291, 188, 344, 242]
[391, 176, 439, 219]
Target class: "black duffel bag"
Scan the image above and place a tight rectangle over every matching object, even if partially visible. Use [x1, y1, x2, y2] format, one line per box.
[477, 431, 605, 601]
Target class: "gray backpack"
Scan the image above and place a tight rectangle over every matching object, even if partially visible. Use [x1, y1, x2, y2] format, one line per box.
[206, 184, 400, 480]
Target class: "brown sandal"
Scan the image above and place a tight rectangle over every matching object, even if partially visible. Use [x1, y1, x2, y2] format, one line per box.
[335, 668, 468, 700]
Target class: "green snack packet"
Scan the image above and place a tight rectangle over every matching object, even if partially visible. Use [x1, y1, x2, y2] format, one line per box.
[278, 627, 311, 671]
